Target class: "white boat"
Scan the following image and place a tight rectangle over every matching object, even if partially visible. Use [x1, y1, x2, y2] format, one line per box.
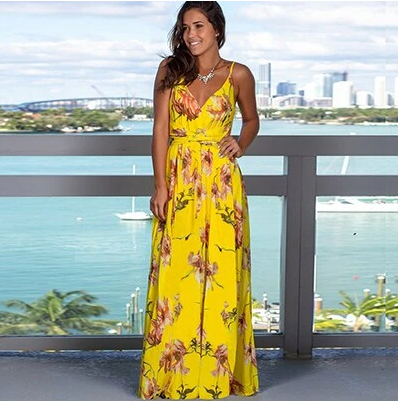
[115, 210, 152, 220]
[115, 165, 152, 221]
[317, 197, 398, 213]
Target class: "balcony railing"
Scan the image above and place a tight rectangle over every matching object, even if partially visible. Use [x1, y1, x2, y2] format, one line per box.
[0, 134, 398, 358]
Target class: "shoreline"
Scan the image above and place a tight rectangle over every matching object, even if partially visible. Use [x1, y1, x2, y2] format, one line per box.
[295, 121, 398, 126]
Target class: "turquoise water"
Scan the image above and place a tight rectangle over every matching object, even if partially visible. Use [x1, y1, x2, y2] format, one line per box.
[1, 120, 398, 329]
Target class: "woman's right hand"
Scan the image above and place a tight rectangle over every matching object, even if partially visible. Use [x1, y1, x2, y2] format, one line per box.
[150, 187, 169, 222]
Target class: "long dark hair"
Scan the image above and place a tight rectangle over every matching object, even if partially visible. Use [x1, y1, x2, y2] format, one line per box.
[159, 1, 226, 90]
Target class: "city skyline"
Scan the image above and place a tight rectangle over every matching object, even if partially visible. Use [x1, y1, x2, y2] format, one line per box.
[1, 1, 398, 104]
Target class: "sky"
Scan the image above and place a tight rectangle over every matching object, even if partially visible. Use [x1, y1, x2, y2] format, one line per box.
[0, 0, 397, 104]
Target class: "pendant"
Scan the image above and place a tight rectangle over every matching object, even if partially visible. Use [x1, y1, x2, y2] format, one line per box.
[197, 68, 215, 84]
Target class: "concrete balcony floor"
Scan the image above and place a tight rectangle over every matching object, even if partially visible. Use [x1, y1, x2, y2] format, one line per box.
[1, 348, 397, 401]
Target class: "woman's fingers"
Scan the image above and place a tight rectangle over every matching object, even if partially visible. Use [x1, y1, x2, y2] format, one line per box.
[219, 136, 242, 159]
[150, 194, 168, 222]
[158, 200, 167, 221]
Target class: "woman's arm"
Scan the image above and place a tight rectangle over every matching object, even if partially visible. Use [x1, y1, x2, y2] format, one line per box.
[219, 63, 259, 159]
[150, 59, 172, 221]
[235, 64, 260, 154]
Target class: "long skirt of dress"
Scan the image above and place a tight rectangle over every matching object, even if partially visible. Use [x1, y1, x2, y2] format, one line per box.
[138, 139, 259, 399]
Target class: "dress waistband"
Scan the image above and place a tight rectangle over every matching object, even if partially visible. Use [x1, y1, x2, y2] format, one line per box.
[169, 136, 221, 144]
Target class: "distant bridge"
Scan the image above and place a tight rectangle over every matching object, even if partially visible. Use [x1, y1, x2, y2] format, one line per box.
[1, 97, 153, 113]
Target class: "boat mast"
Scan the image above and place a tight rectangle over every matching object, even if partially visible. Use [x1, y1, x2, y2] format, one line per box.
[132, 164, 136, 212]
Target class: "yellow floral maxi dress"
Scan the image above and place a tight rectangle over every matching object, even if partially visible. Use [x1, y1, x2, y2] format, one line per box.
[138, 62, 259, 399]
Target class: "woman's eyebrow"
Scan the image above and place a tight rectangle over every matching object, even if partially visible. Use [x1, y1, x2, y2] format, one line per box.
[183, 20, 204, 25]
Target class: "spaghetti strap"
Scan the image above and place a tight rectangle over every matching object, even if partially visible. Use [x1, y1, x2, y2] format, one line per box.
[228, 61, 235, 78]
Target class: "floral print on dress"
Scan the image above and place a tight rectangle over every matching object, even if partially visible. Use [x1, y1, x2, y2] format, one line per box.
[172, 88, 201, 121]
[139, 62, 258, 399]
[206, 93, 232, 122]
[201, 148, 213, 176]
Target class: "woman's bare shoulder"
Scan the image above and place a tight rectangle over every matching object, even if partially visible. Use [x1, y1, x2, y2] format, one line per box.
[155, 57, 172, 83]
[231, 62, 255, 80]
[157, 57, 172, 71]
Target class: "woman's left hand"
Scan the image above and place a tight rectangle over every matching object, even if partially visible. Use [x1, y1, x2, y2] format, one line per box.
[218, 135, 243, 160]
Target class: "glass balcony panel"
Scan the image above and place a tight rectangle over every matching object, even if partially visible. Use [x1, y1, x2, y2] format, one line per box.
[249, 196, 282, 334]
[239, 157, 284, 175]
[0, 196, 152, 336]
[314, 196, 397, 333]
[0, 196, 282, 336]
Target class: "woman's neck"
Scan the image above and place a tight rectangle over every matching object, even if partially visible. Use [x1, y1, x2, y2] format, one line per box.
[196, 52, 222, 72]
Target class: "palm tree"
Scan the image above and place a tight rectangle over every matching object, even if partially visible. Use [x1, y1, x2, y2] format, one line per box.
[0, 289, 119, 335]
[338, 291, 385, 332]
[386, 294, 398, 315]
[314, 291, 385, 333]
[313, 309, 349, 332]
[386, 294, 398, 332]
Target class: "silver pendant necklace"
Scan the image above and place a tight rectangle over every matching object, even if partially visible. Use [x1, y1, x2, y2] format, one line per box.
[197, 59, 222, 84]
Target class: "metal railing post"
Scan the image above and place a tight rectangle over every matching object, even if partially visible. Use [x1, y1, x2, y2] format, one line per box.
[298, 156, 317, 358]
[280, 156, 302, 358]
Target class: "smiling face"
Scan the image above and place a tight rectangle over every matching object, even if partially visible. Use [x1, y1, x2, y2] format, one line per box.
[182, 8, 219, 57]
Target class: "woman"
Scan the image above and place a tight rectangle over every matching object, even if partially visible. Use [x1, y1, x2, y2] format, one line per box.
[138, 2, 259, 399]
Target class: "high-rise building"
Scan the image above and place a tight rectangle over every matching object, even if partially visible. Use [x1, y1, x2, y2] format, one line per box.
[332, 81, 354, 108]
[305, 72, 347, 99]
[329, 72, 347, 97]
[323, 74, 333, 98]
[313, 74, 328, 98]
[331, 71, 348, 83]
[394, 77, 398, 107]
[374, 76, 387, 108]
[355, 91, 373, 108]
[258, 63, 271, 97]
[276, 81, 296, 96]
[256, 94, 272, 109]
[303, 82, 316, 100]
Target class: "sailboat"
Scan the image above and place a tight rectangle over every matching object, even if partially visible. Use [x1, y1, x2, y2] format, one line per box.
[115, 165, 152, 221]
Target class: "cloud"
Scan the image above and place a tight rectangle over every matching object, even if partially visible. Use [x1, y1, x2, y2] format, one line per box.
[0, 38, 165, 63]
[0, 1, 172, 19]
[0, 1, 397, 103]
[240, 1, 398, 29]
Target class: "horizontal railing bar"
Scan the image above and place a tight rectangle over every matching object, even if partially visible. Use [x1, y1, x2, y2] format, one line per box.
[0, 333, 283, 351]
[2, 175, 398, 197]
[0, 175, 286, 196]
[313, 333, 398, 348]
[0, 135, 153, 156]
[2, 135, 398, 156]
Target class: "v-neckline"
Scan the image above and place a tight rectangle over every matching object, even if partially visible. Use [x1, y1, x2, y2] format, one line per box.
[185, 67, 232, 111]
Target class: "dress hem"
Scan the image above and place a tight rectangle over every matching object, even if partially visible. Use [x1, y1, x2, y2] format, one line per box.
[138, 389, 260, 400]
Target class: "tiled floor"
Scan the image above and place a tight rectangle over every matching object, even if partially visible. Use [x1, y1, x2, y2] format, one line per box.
[0, 349, 397, 401]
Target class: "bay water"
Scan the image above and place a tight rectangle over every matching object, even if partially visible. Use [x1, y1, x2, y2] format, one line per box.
[1, 120, 398, 327]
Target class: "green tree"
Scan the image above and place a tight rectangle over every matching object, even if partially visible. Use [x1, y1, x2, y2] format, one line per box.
[386, 294, 398, 315]
[314, 291, 385, 333]
[0, 289, 119, 335]
[337, 291, 385, 332]
[314, 311, 348, 332]
[386, 294, 398, 331]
